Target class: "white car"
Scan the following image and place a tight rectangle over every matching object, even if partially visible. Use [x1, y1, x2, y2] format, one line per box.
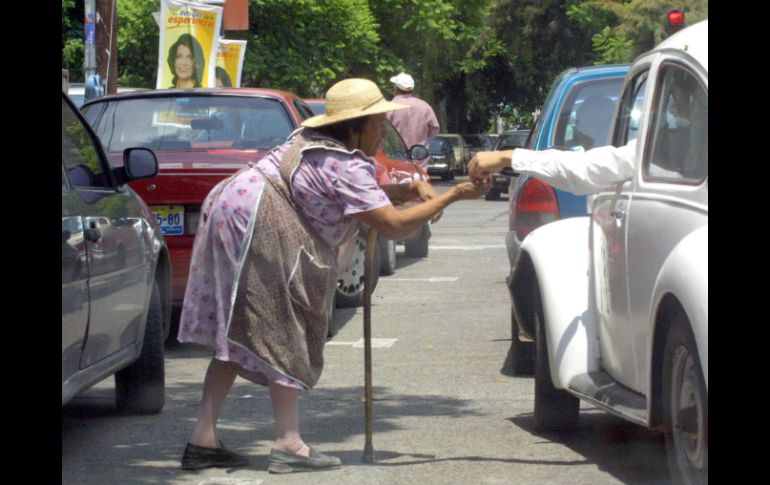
[508, 21, 707, 483]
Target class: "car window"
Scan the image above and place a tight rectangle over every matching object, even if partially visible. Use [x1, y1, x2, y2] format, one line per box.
[645, 64, 708, 182]
[293, 99, 315, 120]
[615, 71, 648, 146]
[62, 96, 111, 189]
[553, 78, 624, 150]
[82, 96, 295, 152]
[381, 121, 409, 160]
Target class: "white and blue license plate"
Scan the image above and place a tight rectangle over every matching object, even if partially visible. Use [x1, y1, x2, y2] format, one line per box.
[151, 205, 184, 236]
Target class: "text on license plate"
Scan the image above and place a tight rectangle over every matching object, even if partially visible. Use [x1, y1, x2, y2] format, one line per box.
[151, 205, 184, 235]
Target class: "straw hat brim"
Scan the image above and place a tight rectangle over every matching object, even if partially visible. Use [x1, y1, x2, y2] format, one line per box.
[301, 99, 410, 128]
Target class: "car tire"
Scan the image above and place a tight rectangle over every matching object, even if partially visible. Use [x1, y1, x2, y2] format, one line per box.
[335, 230, 381, 308]
[115, 280, 165, 414]
[511, 306, 534, 375]
[485, 190, 501, 201]
[533, 286, 579, 431]
[326, 298, 338, 338]
[662, 313, 708, 484]
[378, 235, 397, 276]
[404, 224, 430, 258]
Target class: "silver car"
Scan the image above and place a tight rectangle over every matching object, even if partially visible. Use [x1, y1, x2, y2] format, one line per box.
[62, 92, 172, 413]
[508, 21, 708, 484]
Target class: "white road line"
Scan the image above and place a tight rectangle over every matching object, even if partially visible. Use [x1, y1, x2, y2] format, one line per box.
[428, 245, 506, 250]
[383, 277, 459, 282]
[327, 339, 398, 348]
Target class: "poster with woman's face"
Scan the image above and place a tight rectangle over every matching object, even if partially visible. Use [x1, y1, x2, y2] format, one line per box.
[215, 39, 247, 88]
[157, 0, 222, 89]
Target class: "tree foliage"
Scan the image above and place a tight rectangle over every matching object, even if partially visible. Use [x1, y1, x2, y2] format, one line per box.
[61, 0, 707, 132]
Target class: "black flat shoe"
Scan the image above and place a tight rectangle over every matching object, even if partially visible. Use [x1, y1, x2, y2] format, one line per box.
[181, 440, 249, 470]
[267, 446, 342, 474]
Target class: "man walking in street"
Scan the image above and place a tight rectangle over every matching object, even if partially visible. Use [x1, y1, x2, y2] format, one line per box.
[387, 72, 440, 171]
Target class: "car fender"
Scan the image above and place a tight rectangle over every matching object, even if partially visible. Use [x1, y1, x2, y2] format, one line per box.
[651, 225, 708, 390]
[518, 217, 601, 389]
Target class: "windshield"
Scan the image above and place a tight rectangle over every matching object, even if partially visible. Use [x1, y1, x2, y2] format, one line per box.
[82, 95, 295, 152]
[428, 139, 447, 153]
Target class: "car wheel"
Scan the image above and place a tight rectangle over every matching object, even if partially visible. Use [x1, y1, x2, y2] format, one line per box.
[326, 298, 338, 338]
[511, 306, 534, 375]
[533, 285, 579, 431]
[335, 231, 381, 308]
[404, 224, 429, 258]
[663, 313, 708, 484]
[115, 280, 165, 414]
[485, 190, 501, 201]
[378, 235, 397, 276]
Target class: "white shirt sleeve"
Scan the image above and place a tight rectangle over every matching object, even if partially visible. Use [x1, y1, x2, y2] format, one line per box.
[510, 139, 636, 195]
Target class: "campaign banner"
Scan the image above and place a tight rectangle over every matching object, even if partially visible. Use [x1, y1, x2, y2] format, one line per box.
[157, 0, 222, 89]
[215, 39, 247, 87]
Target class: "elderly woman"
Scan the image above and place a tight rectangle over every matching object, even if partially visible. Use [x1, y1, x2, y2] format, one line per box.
[178, 78, 490, 473]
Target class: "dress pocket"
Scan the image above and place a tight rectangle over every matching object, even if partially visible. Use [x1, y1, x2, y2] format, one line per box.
[288, 246, 336, 318]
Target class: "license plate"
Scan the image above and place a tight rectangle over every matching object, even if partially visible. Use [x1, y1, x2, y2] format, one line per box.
[151, 205, 184, 236]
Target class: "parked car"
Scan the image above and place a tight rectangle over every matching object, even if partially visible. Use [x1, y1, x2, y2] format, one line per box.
[493, 129, 531, 151]
[504, 64, 630, 373]
[462, 134, 494, 159]
[508, 20, 707, 484]
[304, 98, 326, 116]
[426, 136, 458, 180]
[82, 88, 317, 338]
[484, 129, 531, 201]
[68, 83, 149, 108]
[62, 92, 172, 413]
[434, 133, 470, 174]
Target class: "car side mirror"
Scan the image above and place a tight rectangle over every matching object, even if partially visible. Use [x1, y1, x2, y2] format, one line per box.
[117, 148, 158, 185]
[408, 144, 429, 161]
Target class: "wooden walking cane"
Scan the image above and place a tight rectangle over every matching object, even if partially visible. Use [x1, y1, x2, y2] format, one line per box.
[362, 227, 378, 463]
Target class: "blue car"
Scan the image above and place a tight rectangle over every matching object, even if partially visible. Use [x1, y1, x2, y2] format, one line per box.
[505, 64, 630, 375]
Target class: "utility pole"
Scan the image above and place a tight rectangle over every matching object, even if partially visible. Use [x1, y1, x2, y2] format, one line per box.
[96, 0, 118, 94]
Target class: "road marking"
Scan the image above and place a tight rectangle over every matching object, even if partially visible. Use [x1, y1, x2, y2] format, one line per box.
[353, 338, 397, 348]
[429, 245, 506, 250]
[197, 479, 263, 485]
[383, 277, 458, 282]
[327, 339, 398, 348]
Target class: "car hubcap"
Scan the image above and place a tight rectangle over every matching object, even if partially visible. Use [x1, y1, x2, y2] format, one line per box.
[337, 237, 366, 296]
[671, 346, 706, 480]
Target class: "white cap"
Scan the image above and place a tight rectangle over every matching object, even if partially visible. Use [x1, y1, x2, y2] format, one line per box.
[390, 72, 415, 91]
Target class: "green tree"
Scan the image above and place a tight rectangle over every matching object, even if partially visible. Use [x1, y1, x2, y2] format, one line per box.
[488, 0, 596, 119]
[566, 0, 709, 63]
[62, 0, 84, 82]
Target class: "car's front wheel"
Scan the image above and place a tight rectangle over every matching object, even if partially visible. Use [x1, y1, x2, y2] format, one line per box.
[663, 313, 708, 484]
[404, 224, 430, 258]
[115, 280, 165, 414]
[378, 235, 397, 276]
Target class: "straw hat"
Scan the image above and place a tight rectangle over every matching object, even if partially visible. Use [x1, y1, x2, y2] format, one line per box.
[302, 78, 410, 128]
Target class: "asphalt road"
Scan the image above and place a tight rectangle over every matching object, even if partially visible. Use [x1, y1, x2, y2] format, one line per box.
[62, 177, 671, 485]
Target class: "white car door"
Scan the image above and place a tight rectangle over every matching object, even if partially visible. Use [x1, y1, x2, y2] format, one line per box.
[590, 67, 650, 391]
[625, 59, 708, 394]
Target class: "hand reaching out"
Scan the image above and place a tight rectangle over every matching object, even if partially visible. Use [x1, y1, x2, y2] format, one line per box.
[467, 150, 513, 182]
[451, 178, 492, 201]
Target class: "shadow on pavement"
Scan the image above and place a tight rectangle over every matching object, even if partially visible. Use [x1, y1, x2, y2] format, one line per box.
[508, 411, 670, 485]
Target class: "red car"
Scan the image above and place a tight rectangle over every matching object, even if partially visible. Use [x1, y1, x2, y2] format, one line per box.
[82, 88, 315, 328]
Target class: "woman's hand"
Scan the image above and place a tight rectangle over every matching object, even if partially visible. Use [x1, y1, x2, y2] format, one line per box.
[450, 178, 492, 201]
[467, 150, 513, 182]
[412, 180, 438, 203]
